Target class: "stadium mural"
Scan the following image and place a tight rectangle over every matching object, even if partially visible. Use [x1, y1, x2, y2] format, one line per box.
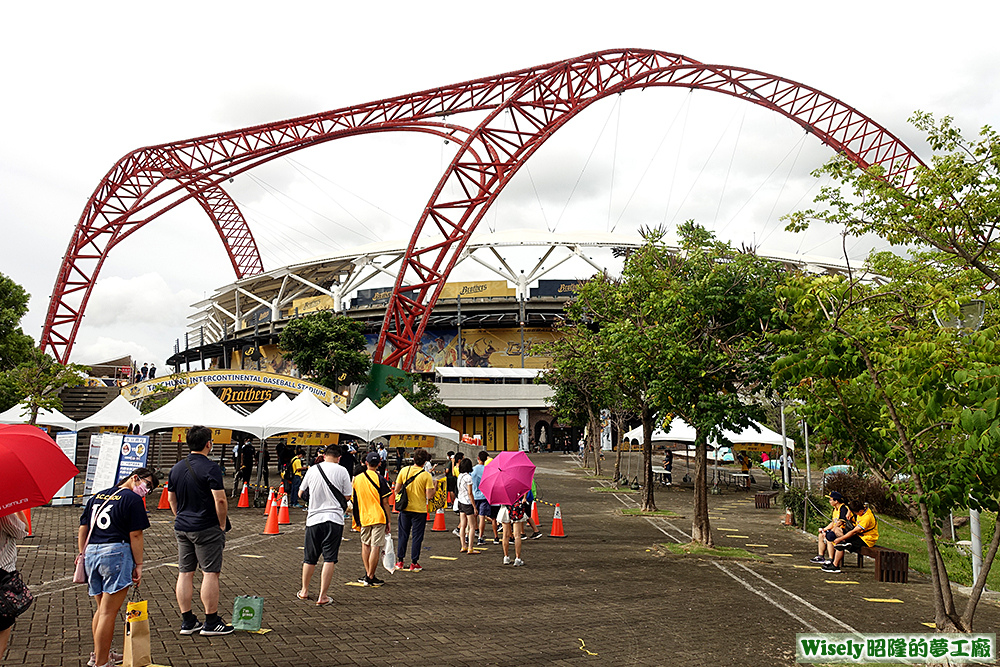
[364, 327, 557, 372]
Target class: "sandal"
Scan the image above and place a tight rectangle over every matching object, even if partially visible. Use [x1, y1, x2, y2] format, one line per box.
[296, 591, 310, 601]
[315, 597, 333, 606]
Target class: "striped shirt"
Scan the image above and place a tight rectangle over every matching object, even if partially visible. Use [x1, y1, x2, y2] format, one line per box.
[0, 514, 28, 572]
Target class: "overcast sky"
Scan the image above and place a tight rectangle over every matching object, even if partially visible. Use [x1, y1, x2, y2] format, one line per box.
[2, 1, 998, 369]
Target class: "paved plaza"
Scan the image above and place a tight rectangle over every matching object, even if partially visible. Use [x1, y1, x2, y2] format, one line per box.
[7, 453, 1000, 666]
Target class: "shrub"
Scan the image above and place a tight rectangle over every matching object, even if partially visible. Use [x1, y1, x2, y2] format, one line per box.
[823, 473, 910, 519]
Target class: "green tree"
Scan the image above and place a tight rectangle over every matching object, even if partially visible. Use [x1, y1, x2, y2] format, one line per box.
[3, 347, 87, 424]
[278, 311, 371, 390]
[376, 373, 449, 423]
[0, 272, 36, 411]
[778, 113, 1000, 631]
[570, 224, 781, 535]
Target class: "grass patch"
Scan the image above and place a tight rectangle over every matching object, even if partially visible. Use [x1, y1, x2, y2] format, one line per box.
[622, 508, 679, 517]
[586, 475, 617, 480]
[591, 486, 638, 493]
[659, 542, 765, 561]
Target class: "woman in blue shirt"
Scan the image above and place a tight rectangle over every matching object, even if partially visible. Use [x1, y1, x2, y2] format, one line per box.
[78, 468, 159, 667]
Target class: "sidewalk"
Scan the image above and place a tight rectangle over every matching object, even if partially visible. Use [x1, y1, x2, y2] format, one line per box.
[7, 453, 999, 666]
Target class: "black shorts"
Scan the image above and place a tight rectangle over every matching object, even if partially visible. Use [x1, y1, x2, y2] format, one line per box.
[834, 535, 867, 553]
[457, 502, 474, 515]
[0, 614, 14, 632]
[303, 521, 344, 565]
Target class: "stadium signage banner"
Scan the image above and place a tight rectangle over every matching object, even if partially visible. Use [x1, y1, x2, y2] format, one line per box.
[531, 280, 584, 298]
[123, 370, 345, 409]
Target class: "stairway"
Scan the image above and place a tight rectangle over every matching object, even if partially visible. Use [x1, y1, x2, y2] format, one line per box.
[59, 385, 118, 420]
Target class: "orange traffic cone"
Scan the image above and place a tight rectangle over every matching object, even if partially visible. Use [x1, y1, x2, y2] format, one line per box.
[430, 508, 447, 531]
[549, 503, 566, 538]
[157, 483, 171, 509]
[263, 488, 275, 516]
[237, 483, 250, 508]
[23, 508, 32, 537]
[277, 493, 291, 525]
[262, 495, 280, 535]
[390, 493, 398, 514]
[531, 500, 541, 527]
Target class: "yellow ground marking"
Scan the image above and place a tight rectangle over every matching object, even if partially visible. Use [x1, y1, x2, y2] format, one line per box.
[578, 638, 598, 656]
[430, 555, 457, 560]
[17, 544, 38, 548]
[793, 565, 821, 569]
[708, 516, 726, 520]
[239, 554, 264, 558]
[863, 598, 904, 603]
[165, 563, 178, 567]
[724, 535, 750, 539]
[745, 544, 769, 548]
[825, 581, 859, 584]
[717, 527, 738, 532]
[297, 546, 304, 549]
[768, 553, 794, 557]
[245, 628, 272, 634]
[921, 622, 936, 628]
[344, 582, 366, 587]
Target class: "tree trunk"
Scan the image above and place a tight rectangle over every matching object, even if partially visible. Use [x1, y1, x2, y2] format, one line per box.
[640, 403, 656, 511]
[961, 511, 1000, 631]
[691, 430, 712, 546]
[590, 410, 602, 477]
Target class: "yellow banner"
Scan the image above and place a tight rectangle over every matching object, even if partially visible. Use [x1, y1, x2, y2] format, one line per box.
[170, 428, 232, 444]
[100, 426, 129, 434]
[440, 280, 515, 299]
[388, 434, 432, 447]
[290, 294, 336, 316]
[286, 432, 339, 447]
[731, 442, 779, 452]
[122, 370, 344, 409]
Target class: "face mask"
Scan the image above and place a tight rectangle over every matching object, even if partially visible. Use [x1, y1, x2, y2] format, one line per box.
[133, 481, 149, 498]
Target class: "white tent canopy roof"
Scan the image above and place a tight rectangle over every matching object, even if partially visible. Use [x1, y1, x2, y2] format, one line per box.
[366, 394, 459, 444]
[76, 395, 143, 431]
[261, 390, 368, 440]
[0, 402, 77, 430]
[624, 417, 794, 450]
[345, 398, 380, 425]
[139, 383, 250, 434]
[241, 393, 292, 439]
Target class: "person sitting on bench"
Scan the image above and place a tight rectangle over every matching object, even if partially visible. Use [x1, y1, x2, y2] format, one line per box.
[810, 491, 852, 564]
[821, 500, 878, 573]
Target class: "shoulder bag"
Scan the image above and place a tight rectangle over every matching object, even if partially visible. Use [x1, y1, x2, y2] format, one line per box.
[0, 568, 33, 617]
[314, 463, 349, 511]
[395, 467, 420, 512]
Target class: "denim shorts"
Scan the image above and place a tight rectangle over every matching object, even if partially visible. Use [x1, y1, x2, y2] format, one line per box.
[85, 542, 134, 597]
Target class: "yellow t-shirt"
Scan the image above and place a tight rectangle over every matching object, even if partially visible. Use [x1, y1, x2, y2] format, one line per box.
[396, 465, 434, 515]
[352, 470, 390, 527]
[484, 456, 494, 466]
[855, 508, 879, 546]
[452, 464, 461, 478]
[291, 456, 304, 477]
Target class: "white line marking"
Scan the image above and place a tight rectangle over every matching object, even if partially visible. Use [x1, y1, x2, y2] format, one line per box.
[732, 562, 859, 633]
[713, 562, 819, 632]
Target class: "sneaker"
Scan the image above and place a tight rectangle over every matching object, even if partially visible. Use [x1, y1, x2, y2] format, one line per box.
[370, 576, 385, 586]
[394, 561, 404, 570]
[513, 558, 525, 567]
[821, 563, 841, 574]
[809, 555, 826, 563]
[358, 575, 370, 585]
[452, 528, 461, 536]
[502, 555, 512, 565]
[530, 531, 543, 540]
[200, 619, 235, 636]
[492, 537, 501, 545]
[88, 650, 124, 666]
[476, 539, 486, 546]
[409, 562, 423, 572]
[179, 619, 203, 635]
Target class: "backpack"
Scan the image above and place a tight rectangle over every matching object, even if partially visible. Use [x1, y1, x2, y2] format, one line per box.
[395, 467, 420, 511]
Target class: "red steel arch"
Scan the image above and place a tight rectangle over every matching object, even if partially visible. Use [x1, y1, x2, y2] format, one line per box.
[375, 49, 926, 368]
[43, 49, 924, 367]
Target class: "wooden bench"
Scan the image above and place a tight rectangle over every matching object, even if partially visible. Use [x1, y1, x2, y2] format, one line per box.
[856, 544, 909, 583]
[754, 491, 779, 509]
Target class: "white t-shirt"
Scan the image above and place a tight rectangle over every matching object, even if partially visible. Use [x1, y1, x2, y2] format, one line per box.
[456, 472, 474, 505]
[299, 461, 353, 527]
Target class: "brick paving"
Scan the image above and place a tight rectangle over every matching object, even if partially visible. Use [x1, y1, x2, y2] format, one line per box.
[7, 453, 1000, 666]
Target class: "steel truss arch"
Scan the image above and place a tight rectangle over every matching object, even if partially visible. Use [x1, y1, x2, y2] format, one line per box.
[375, 49, 926, 368]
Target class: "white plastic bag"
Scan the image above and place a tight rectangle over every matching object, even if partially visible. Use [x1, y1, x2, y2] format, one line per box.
[382, 532, 396, 574]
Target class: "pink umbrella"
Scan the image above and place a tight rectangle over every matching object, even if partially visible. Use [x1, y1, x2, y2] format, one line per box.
[479, 451, 536, 505]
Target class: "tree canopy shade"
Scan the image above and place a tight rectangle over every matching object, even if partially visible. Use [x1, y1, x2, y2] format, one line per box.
[777, 112, 1000, 632]
[278, 311, 370, 390]
[563, 224, 782, 542]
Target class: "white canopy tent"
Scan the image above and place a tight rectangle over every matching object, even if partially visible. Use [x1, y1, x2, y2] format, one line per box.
[623, 418, 794, 450]
[366, 393, 459, 444]
[261, 390, 368, 440]
[139, 383, 250, 434]
[240, 393, 292, 439]
[0, 402, 77, 430]
[76, 395, 143, 431]
[344, 398, 380, 435]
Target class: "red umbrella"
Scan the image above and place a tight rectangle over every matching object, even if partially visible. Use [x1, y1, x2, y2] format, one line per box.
[480, 451, 536, 505]
[0, 424, 79, 517]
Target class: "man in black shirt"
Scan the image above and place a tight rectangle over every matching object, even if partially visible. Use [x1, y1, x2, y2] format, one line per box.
[168, 425, 234, 637]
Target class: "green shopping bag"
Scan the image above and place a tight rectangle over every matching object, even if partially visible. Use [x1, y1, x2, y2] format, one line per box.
[232, 595, 264, 631]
